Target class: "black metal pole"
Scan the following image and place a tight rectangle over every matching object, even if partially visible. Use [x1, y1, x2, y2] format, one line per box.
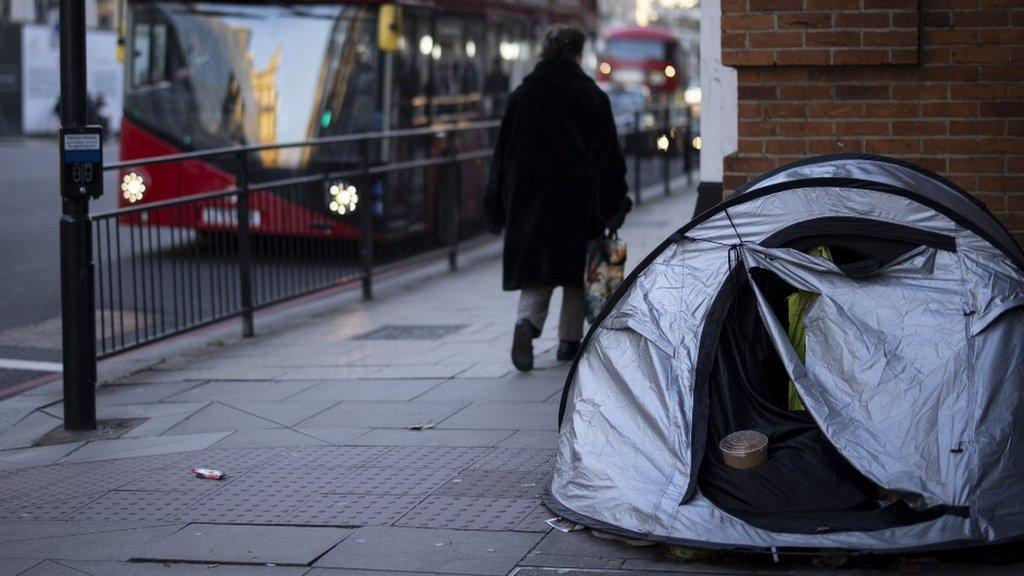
[684, 107, 694, 186]
[236, 151, 254, 337]
[59, 0, 96, 430]
[633, 111, 642, 205]
[446, 137, 459, 272]
[359, 138, 374, 300]
[662, 107, 671, 197]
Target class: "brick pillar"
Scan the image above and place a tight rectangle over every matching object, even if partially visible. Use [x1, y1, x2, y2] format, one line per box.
[720, 1, 1024, 239]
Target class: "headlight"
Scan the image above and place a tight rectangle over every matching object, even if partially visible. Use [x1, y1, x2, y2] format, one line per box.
[599, 61, 611, 75]
[327, 181, 359, 216]
[664, 65, 676, 78]
[121, 171, 147, 203]
[684, 86, 702, 105]
[692, 136, 702, 151]
[656, 134, 671, 152]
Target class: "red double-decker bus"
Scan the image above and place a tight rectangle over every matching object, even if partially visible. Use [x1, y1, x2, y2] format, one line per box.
[597, 26, 681, 97]
[117, 0, 597, 239]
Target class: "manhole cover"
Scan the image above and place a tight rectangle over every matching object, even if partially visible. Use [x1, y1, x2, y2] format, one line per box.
[34, 418, 148, 446]
[354, 325, 466, 340]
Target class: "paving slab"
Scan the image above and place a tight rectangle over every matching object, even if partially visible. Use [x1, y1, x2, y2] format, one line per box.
[396, 495, 540, 531]
[132, 523, 352, 566]
[348, 428, 514, 447]
[416, 378, 561, 402]
[95, 381, 203, 405]
[314, 526, 543, 575]
[303, 565, 464, 569]
[438, 402, 558, 430]
[514, 504, 556, 533]
[0, 396, 62, 436]
[70, 491, 205, 522]
[0, 442, 84, 471]
[161, 403, 284, 435]
[498, 430, 559, 448]
[222, 401, 337, 427]
[363, 445, 491, 469]
[470, 448, 559, 471]
[293, 427, 372, 445]
[0, 410, 62, 450]
[0, 521, 177, 544]
[0, 524, 184, 561]
[16, 561, 86, 576]
[0, 559, 41, 576]
[211, 428, 330, 448]
[298, 401, 469, 429]
[436, 469, 550, 499]
[526, 530, 660, 567]
[163, 380, 320, 403]
[55, 433, 230, 464]
[287, 379, 444, 402]
[62, 561, 306, 576]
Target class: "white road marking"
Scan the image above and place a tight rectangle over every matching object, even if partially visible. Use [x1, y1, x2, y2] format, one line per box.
[0, 358, 62, 372]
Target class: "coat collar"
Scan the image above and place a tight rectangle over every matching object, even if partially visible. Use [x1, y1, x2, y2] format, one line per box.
[527, 57, 589, 83]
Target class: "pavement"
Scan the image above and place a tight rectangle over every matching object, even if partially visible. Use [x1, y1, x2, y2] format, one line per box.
[0, 137, 121, 393]
[0, 185, 1019, 576]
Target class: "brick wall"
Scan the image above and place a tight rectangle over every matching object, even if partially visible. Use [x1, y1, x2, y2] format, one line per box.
[721, 0, 1024, 239]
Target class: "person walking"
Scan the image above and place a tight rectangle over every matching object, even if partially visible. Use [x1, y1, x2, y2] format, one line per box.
[484, 25, 631, 372]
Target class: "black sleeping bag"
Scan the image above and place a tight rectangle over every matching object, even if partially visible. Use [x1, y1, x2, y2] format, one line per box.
[696, 274, 947, 534]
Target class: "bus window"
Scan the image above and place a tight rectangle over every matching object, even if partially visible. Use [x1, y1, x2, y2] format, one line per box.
[131, 23, 151, 86]
[605, 39, 669, 61]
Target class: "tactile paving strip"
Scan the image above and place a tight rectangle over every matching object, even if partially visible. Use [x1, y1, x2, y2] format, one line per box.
[168, 447, 288, 473]
[189, 488, 312, 524]
[0, 494, 102, 521]
[469, 448, 559, 471]
[273, 446, 391, 469]
[225, 466, 356, 495]
[286, 493, 424, 526]
[118, 466, 234, 495]
[363, 446, 491, 469]
[435, 470, 552, 499]
[513, 503, 556, 533]
[70, 490, 205, 522]
[396, 495, 539, 531]
[321, 466, 458, 495]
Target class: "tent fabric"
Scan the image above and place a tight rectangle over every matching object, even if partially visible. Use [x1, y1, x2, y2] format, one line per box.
[547, 156, 1024, 552]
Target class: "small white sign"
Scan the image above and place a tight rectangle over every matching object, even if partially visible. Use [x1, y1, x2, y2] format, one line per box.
[64, 133, 101, 150]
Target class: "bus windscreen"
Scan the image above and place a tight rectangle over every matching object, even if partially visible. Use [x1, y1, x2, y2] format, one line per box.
[604, 39, 669, 61]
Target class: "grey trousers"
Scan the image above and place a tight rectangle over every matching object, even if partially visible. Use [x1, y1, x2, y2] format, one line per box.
[517, 286, 586, 342]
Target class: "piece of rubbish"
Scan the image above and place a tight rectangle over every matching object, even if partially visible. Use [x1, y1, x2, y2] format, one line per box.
[545, 517, 582, 532]
[719, 430, 768, 470]
[409, 420, 435, 430]
[191, 467, 225, 480]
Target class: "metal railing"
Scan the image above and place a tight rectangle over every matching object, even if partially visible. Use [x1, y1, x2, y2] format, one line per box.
[90, 106, 696, 357]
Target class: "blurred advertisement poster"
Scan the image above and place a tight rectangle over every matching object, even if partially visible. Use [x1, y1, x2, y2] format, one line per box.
[21, 24, 123, 135]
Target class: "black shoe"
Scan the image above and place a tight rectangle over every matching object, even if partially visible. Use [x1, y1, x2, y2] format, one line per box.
[557, 340, 581, 362]
[512, 319, 540, 372]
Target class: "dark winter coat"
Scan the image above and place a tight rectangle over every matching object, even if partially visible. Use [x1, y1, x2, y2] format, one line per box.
[483, 57, 629, 291]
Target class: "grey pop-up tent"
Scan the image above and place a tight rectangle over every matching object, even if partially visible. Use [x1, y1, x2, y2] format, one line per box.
[546, 155, 1024, 552]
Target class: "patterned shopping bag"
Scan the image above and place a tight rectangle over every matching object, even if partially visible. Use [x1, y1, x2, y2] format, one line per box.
[584, 232, 627, 323]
